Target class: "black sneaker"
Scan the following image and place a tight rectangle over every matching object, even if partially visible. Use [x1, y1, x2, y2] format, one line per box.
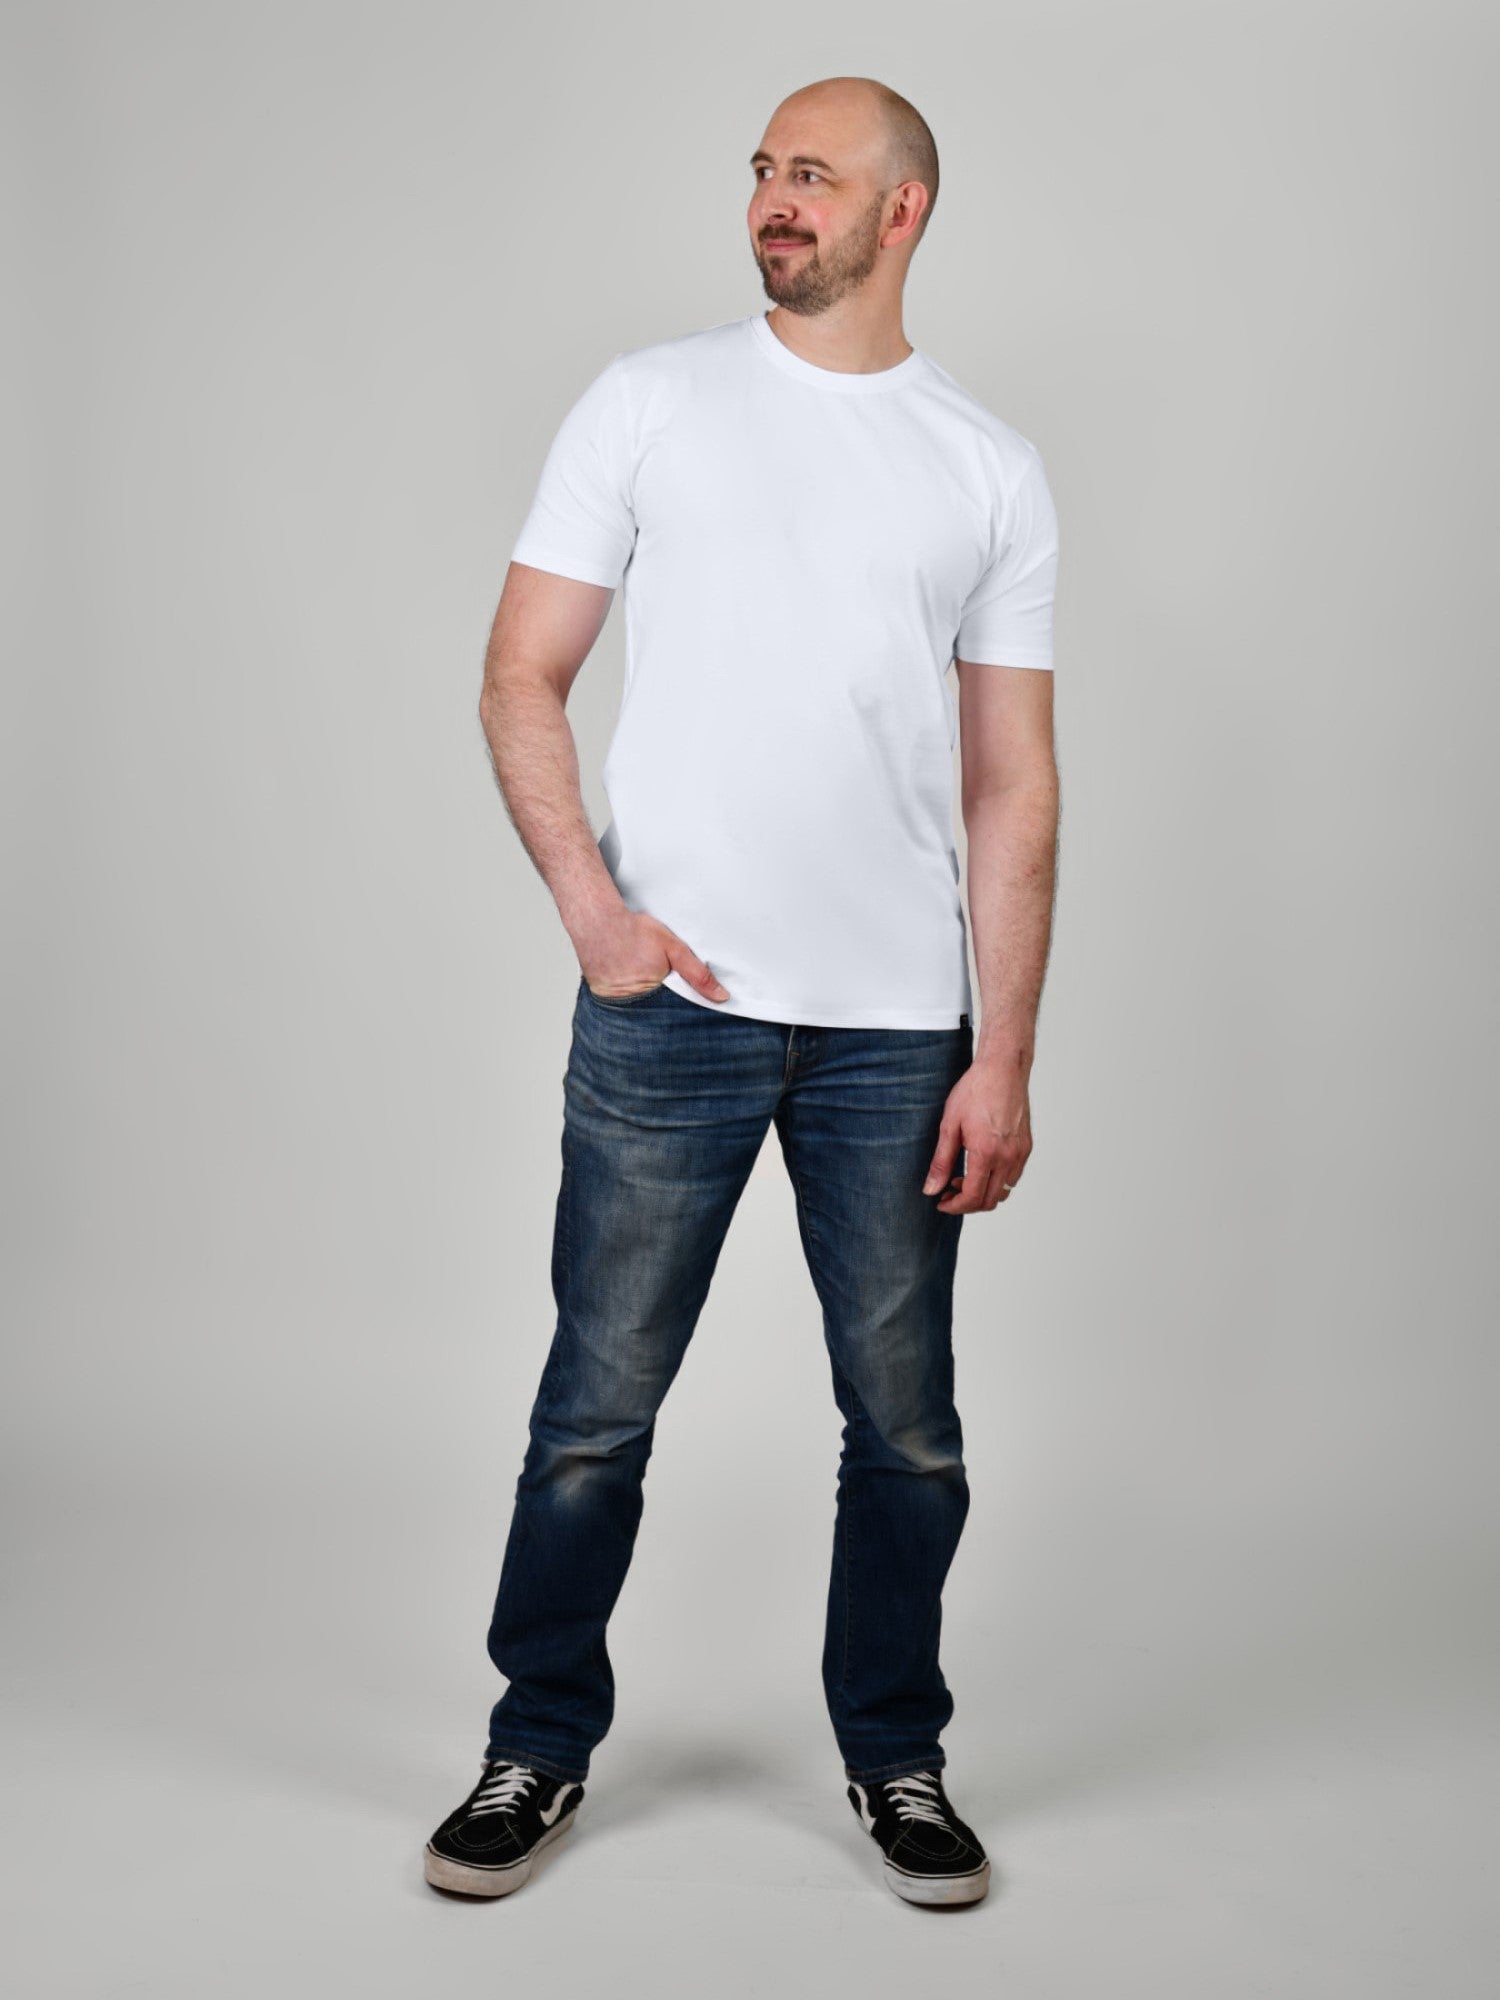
[847, 1768, 991, 1905]
[424, 1758, 585, 1897]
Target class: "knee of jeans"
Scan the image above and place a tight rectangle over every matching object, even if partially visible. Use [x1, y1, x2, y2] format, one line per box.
[530, 1412, 657, 1479]
[549, 1443, 638, 1504]
[834, 1353, 965, 1475]
[886, 1424, 966, 1475]
[900, 1432, 968, 1480]
[531, 1336, 675, 1445]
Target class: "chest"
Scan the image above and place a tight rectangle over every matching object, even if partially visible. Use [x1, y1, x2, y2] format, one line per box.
[632, 390, 991, 617]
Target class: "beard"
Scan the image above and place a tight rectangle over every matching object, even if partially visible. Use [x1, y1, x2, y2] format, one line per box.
[754, 192, 887, 314]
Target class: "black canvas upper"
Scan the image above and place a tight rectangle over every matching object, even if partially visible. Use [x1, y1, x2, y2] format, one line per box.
[428, 1760, 586, 1873]
[847, 1769, 988, 1881]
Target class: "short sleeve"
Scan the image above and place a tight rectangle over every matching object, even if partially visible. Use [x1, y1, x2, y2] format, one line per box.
[954, 447, 1060, 669]
[508, 354, 638, 589]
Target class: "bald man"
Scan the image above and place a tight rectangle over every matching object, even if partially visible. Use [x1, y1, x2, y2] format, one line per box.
[424, 76, 1060, 1909]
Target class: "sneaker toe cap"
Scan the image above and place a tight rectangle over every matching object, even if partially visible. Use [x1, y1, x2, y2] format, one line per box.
[895, 1824, 983, 1869]
[435, 1819, 525, 1861]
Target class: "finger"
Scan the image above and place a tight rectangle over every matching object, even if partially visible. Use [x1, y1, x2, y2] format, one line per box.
[937, 1163, 989, 1213]
[942, 1159, 1017, 1212]
[666, 937, 731, 1001]
[994, 1152, 1028, 1202]
[938, 1148, 999, 1213]
[923, 1132, 964, 1197]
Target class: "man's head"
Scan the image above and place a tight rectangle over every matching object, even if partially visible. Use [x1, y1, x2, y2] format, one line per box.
[748, 77, 939, 317]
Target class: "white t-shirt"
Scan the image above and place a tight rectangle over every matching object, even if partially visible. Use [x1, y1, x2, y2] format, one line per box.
[508, 307, 1059, 1028]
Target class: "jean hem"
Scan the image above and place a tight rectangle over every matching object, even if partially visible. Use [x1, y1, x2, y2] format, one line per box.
[843, 1751, 947, 1784]
[485, 1743, 590, 1784]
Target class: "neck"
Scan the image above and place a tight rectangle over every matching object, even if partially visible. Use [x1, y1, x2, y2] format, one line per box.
[764, 302, 913, 375]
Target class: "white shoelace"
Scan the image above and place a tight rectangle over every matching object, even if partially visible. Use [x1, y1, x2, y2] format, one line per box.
[884, 1771, 948, 1827]
[471, 1761, 540, 1818]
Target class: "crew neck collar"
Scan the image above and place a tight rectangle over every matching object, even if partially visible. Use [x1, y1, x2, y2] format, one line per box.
[746, 308, 928, 394]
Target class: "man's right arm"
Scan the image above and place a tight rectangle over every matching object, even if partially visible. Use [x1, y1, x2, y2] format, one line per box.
[477, 560, 730, 1002]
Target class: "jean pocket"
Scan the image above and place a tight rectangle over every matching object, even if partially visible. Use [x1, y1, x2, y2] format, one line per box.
[581, 976, 668, 1008]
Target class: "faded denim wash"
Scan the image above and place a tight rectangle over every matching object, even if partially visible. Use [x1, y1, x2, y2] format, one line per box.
[485, 976, 975, 1785]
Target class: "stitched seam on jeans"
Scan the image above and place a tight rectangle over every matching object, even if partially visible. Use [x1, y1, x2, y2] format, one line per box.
[830, 1341, 856, 1706]
[846, 1753, 947, 1783]
[559, 1125, 573, 1297]
[486, 1744, 588, 1784]
[785, 1150, 855, 1708]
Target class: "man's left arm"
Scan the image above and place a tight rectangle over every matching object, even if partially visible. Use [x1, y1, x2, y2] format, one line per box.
[921, 661, 1059, 1213]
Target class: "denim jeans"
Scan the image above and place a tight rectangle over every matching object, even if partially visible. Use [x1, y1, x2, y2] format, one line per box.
[484, 976, 975, 1786]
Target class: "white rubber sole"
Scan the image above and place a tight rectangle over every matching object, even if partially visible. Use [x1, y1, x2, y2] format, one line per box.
[884, 1854, 991, 1905]
[424, 1808, 578, 1897]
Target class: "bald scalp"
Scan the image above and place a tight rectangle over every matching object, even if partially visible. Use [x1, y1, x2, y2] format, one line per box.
[782, 76, 940, 241]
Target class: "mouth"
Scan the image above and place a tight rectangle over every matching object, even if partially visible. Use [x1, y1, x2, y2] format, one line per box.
[763, 239, 812, 252]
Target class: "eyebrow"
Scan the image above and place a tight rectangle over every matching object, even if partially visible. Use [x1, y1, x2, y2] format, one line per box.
[749, 151, 838, 174]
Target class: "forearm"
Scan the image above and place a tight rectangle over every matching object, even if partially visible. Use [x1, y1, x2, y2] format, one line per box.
[478, 675, 624, 944]
[962, 776, 1059, 1070]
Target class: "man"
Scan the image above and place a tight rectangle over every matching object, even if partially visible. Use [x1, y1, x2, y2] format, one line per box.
[424, 74, 1060, 1908]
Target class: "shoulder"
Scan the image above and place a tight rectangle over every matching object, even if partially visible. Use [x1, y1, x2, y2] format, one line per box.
[912, 352, 1046, 489]
[609, 316, 748, 393]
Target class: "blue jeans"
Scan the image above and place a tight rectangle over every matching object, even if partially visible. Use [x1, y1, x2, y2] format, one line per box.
[485, 976, 974, 1785]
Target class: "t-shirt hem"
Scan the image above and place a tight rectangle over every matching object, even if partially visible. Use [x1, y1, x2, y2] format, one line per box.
[509, 540, 622, 589]
[953, 647, 1055, 670]
[665, 978, 969, 1030]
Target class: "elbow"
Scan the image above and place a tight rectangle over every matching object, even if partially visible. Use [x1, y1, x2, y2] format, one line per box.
[479, 654, 570, 732]
[961, 764, 1059, 825]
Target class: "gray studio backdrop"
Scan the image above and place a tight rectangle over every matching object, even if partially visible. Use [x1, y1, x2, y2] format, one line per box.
[4, 3, 1496, 1995]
